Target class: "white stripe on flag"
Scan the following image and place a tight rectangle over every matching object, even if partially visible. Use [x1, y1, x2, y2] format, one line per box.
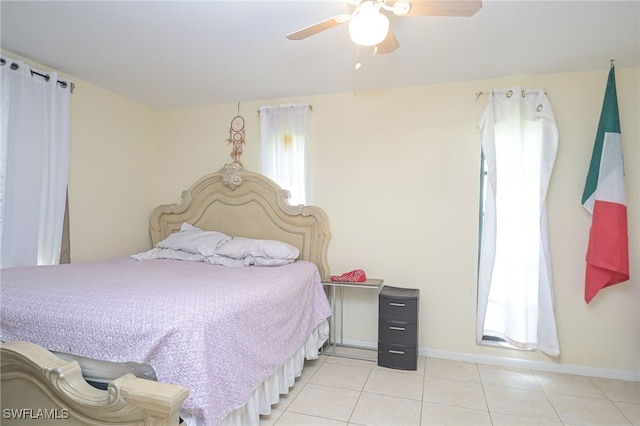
[582, 131, 626, 214]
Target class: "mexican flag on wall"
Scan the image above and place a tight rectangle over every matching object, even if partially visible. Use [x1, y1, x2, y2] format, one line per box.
[581, 66, 630, 303]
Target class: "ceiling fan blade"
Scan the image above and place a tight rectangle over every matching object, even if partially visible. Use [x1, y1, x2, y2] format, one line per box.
[376, 29, 400, 54]
[286, 14, 351, 40]
[397, 0, 482, 17]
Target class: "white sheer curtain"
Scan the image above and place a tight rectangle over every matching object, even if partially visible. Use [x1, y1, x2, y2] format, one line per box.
[259, 103, 309, 206]
[476, 87, 560, 357]
[0, 57, 72, 267]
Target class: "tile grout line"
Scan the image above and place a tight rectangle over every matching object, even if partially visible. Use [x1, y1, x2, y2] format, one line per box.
[348, 360, 375, 425]
[474, 361, 494, 425]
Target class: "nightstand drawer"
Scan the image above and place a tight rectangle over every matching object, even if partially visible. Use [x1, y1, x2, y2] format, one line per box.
[377, 342, 417, 370]
[379, 295, 418, 322]
[378, 319, 417, 345]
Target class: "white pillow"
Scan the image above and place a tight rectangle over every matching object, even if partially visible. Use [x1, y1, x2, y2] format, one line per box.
[179, 223, 198, 232]
[155, 223, 231, 256]
[216, 237, 299, 260]
[244, 256, 296, 266]
[205, 255, 247, 267]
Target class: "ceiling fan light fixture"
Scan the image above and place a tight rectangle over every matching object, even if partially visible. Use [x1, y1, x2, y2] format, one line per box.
[348, 2, 389, 47]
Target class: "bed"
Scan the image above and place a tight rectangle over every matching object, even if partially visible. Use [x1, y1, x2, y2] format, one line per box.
[0, 163, 333, 426]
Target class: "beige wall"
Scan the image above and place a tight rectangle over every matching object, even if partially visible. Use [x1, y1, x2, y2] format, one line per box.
[5, 48, 638, 378]
[68, 80, 162, 262]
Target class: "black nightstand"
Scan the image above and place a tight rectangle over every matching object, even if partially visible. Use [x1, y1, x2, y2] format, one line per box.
[378, 285, 419, 370]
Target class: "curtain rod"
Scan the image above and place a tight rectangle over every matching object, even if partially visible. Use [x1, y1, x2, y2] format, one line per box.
[0, 57, 75, 92]
[257, 103, 313, 116]
[259, 103, 312, 110]
[475, 89, 546, 101]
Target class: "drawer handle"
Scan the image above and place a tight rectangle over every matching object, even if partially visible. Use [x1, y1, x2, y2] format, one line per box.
[389, 326, 406, 331]
[389, 302, 406, 307]
[388, 350, 405, 355]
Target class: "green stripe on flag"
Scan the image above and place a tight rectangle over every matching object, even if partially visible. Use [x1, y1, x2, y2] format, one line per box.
[581, 67, 621, 206]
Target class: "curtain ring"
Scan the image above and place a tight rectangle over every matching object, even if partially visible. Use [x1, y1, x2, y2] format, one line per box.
[536, 104, 543, 112]
[506, 90, 513, 98]
[521, 90, 526, 97]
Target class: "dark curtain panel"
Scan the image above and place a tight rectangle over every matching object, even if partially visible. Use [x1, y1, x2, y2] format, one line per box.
[59, 190, 70, 264]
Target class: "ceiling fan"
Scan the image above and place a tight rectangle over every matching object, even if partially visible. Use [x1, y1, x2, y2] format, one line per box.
[286, 0, 482, 54]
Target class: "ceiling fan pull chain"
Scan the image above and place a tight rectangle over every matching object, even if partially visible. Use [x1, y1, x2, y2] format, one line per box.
[355, 45, 362, 70]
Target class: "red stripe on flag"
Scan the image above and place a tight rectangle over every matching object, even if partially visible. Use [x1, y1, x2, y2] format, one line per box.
[585, 200, 629, 303]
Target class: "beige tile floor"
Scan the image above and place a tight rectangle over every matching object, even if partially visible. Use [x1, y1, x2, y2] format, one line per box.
[259, 351, 639, 426]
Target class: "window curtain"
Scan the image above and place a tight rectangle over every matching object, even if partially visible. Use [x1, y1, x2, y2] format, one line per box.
[259, 103, 309, 206]
[476, 87, 560, 357]
[0, 57, 72, 267]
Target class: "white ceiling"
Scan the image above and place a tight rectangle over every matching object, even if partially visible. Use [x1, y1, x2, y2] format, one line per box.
[2, 1, 638, 110]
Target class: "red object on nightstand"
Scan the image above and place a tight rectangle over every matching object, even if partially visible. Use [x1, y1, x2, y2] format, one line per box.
[330, 269, 366, 282]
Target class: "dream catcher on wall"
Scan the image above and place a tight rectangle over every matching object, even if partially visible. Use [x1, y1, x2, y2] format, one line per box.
[226, 103, 246, 166]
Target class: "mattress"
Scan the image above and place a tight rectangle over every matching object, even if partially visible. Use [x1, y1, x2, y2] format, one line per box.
[0, 257, 332, 425]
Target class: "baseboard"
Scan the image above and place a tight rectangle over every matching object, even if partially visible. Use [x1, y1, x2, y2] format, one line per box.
[423, 347, 640, 382]
[339, 339, 639, 382]
[338, 339, 377, 350]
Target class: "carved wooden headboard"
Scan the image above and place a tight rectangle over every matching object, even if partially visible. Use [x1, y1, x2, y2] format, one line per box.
[149, 163, 331, 280]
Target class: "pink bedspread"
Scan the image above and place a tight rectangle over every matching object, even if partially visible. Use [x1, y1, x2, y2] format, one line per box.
[0, 258, 331, 425]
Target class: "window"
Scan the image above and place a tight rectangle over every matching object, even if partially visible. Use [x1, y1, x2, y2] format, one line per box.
[476, 88, 560, 357]
[259, 104, 310, 205]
